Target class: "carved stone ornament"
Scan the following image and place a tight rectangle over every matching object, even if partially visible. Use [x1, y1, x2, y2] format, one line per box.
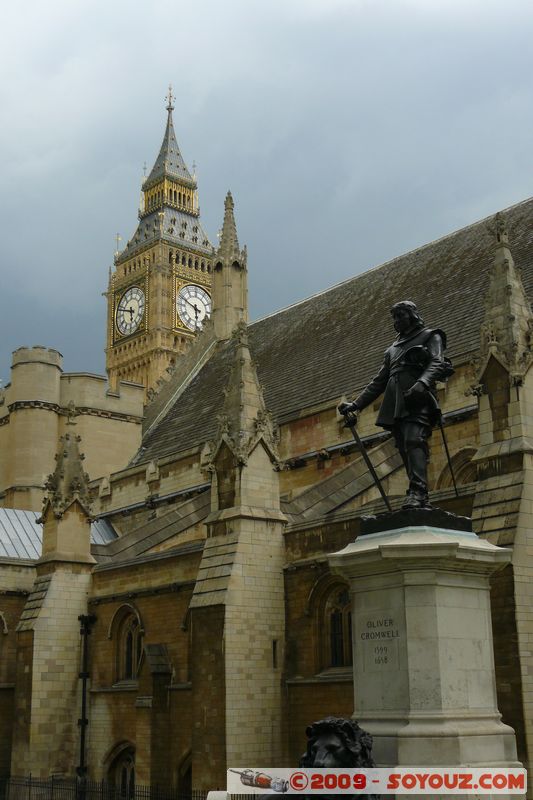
[477, 214, 533, 383]
[41, 431, 92, 520]
[204, 321, 282, 473]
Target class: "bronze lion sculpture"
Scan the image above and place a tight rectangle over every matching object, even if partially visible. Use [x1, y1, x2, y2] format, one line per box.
[299, 717, 379, 800]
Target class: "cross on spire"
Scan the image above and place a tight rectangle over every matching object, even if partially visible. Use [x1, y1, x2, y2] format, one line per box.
[166, 84, 175, 113]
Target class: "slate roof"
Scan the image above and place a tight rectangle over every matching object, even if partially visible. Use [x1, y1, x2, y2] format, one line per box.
[0, 508, 117, 560]
[136, 196, 533, 465]
[92, 491, 210, 564]
[122, 207, 212, 258]
[16, 575, 52, 632]
[145, 108, 194, 187]
[119, 107, 213, 259]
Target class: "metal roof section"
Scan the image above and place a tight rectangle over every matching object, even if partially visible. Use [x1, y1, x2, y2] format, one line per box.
[0, 508, 118, 560]
[123, 208, 212, 257]
[90, 518, 118, 545]
[0, 509, 41, 559]
[145, 94, 193, 187]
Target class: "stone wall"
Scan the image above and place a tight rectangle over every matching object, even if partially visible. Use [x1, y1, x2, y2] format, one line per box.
[0, 562, 35, 775]
[11, 564, 92, 777]
[0, 347, 143, 512]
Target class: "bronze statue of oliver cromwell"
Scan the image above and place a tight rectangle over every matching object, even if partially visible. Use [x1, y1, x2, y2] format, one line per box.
[339, 301, 452, 510]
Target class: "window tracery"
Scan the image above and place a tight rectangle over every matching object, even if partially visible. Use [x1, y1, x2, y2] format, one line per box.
[307, 576, 353, 673]
[324, 587, 352, 668]
[109, 605, 144, 683]
[108, 745, 135, 799]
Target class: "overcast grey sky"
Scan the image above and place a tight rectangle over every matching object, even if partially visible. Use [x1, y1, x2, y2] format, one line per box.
[1, 0, 532, 381]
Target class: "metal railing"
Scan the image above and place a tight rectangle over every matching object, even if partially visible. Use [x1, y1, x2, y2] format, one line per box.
[0, 778, 207, 800]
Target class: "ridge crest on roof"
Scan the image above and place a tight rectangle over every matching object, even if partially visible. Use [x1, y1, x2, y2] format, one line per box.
[135, 194, 533, 465]
[251, 194, 533, 327]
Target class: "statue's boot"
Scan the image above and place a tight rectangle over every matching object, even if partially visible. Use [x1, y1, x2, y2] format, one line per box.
[402, 444, 430, 509]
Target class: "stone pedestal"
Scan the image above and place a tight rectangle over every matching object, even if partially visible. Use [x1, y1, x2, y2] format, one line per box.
[329, 525, 520, 769]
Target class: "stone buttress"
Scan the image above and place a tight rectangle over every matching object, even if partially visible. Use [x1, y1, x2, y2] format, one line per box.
[471, 214, 533, 774]
[10, 421, 95, 777]
[189, 318, 286, 789]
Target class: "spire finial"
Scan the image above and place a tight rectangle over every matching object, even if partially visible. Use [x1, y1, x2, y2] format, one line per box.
[495, 212, 509, 245]
[143, 161, 147, 177]
[166, 84, 175, 113]
[217, 190, 240, 261]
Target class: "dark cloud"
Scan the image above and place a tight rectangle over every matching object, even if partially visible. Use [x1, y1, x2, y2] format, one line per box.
[1, 0, 532, 382]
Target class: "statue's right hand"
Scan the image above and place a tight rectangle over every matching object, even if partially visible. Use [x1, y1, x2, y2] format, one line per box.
[338, 401, 359, 420]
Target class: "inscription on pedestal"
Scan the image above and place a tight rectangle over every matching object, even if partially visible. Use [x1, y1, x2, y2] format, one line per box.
[358, 615, 400, 671]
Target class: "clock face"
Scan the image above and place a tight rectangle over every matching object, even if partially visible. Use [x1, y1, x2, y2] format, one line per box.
[177, 284, 212, 331]
[116, 286, 145, 336]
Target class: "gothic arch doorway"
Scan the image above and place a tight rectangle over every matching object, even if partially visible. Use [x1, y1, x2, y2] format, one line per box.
[107, 744, 136, 799]
[177, 751, 192, 798]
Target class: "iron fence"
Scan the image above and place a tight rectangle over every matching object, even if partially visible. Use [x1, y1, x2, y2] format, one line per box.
[0, 778, 207, 800]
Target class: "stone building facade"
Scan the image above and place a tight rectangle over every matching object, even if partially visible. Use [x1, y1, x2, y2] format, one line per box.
[1, 101, 533, 793]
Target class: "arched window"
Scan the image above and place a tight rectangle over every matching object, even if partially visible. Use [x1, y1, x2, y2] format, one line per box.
[109, 605, 144, 682]
[108, 745, 135, 799]
[306, 577, 353, 673]
[123, 617, 142, 679]
[325, 588, 352, 668]
[436, 447, 477, 490]
[177, 752, 192, 799]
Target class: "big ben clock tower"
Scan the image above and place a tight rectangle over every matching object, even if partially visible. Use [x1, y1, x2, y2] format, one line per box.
[105, 88, 213, 394]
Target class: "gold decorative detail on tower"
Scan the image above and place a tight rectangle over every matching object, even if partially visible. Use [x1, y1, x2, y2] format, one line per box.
[105, 94, 213, 395]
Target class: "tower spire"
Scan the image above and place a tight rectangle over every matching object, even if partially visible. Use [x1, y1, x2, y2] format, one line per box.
[211, 192, 248, 340]
[144, 87, 193, 186]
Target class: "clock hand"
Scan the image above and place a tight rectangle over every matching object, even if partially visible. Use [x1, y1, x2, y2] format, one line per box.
[117, 305, 136, 318]
[185, 298, 201, 318]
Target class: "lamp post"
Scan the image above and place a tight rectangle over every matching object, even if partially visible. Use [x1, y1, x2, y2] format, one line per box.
[77, 614, 97, 796]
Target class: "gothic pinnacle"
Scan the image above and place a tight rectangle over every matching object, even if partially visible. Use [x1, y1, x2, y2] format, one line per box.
[42, 423, 92, 520]
[217, 190, 243, 263]
[480, 211, 533, 373]
[213, 322, 279, 466]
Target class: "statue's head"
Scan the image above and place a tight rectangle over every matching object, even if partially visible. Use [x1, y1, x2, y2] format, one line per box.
[390, 300, 424, 334]
[299, 717, 375, 769]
